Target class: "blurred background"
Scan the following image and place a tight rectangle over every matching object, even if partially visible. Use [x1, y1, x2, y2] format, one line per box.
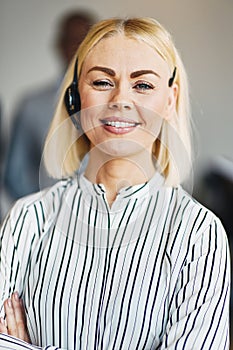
[0, 0, 233, 344]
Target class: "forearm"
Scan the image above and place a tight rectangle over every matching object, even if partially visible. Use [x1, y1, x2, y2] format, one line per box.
[0, 333, 62, 350]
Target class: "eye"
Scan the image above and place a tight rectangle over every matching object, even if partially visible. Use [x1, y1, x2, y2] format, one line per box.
[92, 80, 114, 90]
[133, 81, 154, 92]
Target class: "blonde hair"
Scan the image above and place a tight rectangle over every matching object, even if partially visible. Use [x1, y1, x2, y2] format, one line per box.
[43, 17, 192, 186]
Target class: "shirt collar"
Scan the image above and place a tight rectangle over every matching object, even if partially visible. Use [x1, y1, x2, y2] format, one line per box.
[77, 171, 165, 201]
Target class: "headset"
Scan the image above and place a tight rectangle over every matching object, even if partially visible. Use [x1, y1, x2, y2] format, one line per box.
[168, 67, 177, 87]
[64, 58, 81, 129]
[64, 59, 177, 128]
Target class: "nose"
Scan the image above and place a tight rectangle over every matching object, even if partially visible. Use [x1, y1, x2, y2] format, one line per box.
[108, 101, 132, 110]
[108, 85, 133, 111]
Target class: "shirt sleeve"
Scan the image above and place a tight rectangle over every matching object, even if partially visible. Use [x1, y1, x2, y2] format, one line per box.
[160, 216, 230, 349]
[0, 201, 67, 350]
[0, 205, 27, 312]
[0, 333, 61, 350]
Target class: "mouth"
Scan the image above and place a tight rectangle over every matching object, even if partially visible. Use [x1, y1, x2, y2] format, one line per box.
[100, 118, 141, 127]
[99, 118, 141, 135]
[101, 120, 140, 127]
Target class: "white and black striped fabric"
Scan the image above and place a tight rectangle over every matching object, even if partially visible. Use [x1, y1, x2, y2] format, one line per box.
[0, 172, 230, 349]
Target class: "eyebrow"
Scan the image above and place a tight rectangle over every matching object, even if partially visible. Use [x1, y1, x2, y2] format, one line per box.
[87, 66, 115, 76]
[130, 70, 161, 79]
[87, 66, 161, 79]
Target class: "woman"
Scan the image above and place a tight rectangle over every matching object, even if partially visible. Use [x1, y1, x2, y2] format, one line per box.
[0, 17, 230, 349]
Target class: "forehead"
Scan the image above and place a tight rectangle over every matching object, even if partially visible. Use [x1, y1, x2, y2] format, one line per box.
[82, 34, 169, 74]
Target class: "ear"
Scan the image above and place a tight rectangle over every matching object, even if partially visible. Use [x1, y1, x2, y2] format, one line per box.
[164, 83, 178, 120]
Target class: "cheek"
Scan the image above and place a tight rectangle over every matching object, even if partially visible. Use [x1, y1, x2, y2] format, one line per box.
[143, 113, 163, 142]
[80, 103, 106, 136]
[137, 101, 164, 135]
[80, 89, 109, 111]
[141, 88, 169, 117]
[80, 94, 95, 110]
[80, 108, 97, 132]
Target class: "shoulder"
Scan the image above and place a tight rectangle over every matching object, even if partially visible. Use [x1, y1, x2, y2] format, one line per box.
[162, 185, 228, 256]
[158, 186, 230, 293]
[169, 185, 224, 230]
[19, 82, 58, 107]
[0, 178, 81, 266]
[2, 177, 77, 234]
[12, 81, 59, 124]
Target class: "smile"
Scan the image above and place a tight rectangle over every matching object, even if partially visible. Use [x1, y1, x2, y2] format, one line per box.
[100, 118, 141, 135]
[100, 119, 141, 128]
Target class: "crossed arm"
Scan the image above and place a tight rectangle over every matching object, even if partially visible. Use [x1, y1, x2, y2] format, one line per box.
[0, 292, 30, 343]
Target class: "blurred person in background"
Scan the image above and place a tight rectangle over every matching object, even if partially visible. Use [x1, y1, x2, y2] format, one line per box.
[3, 9, 96, 200]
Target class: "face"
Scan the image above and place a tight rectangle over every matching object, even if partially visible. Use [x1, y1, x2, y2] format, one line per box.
[78, 34, 177, 159]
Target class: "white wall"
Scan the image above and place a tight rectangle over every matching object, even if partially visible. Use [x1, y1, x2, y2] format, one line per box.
[1, 0, 233, 181]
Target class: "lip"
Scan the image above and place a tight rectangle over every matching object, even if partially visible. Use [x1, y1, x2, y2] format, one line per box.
[100, 117, 141, 135]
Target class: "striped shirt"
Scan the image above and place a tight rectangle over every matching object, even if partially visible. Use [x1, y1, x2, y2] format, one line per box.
[0, 172, 230, 349]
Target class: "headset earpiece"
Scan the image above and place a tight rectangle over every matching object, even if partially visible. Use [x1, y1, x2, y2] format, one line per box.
[64, 81, 81, 116]
[64, 58, 81, 121]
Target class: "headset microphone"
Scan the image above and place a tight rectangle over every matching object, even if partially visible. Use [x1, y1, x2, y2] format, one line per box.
[168, 67, 177, 87]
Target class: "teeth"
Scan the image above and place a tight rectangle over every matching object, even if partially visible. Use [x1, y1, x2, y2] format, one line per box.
[104, 121, 137, 128]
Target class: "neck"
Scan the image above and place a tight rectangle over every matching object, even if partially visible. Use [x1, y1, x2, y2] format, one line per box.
[84, 148, 156, 204]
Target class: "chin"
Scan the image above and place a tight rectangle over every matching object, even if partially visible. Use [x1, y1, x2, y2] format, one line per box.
[96, 139, 146, 158]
